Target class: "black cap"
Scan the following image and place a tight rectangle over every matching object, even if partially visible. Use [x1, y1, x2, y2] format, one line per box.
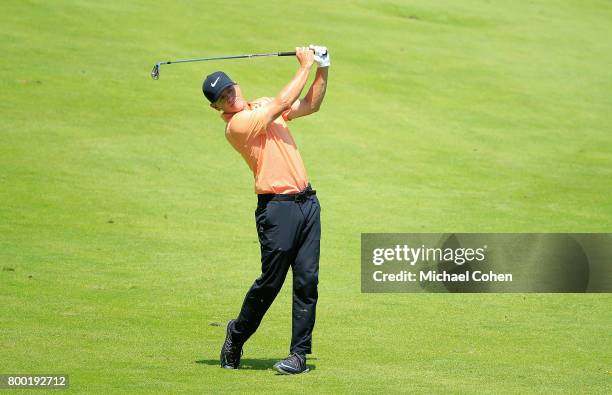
[202, 71, 235, 103]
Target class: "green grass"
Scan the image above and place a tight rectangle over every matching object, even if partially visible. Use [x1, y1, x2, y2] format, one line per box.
[1, 0, 611, 393]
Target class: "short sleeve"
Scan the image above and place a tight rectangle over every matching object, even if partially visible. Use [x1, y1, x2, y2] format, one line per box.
[226, 106, 267, 145]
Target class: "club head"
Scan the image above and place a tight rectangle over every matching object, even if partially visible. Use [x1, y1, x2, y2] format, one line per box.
[151, 63, 160, 80]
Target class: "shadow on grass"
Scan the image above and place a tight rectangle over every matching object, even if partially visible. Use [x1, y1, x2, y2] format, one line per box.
[195, 358, 317, 372]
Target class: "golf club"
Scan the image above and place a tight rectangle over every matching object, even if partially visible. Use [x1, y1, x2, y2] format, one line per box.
[151, 50, 315, 80]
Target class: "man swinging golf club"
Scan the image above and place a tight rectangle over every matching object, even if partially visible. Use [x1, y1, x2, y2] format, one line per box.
[203, 45, 329, 374]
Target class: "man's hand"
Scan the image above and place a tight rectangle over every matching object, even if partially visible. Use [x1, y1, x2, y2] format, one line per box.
[296, 46, 315, 69]
[309, 45, 330, 68]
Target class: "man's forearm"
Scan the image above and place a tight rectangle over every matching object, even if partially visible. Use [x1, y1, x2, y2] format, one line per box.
[275, 66, 311, 110]
[303, 67, 328, 111]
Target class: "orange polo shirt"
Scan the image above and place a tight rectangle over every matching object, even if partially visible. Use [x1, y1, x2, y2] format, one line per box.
[224, 97, 309, 194]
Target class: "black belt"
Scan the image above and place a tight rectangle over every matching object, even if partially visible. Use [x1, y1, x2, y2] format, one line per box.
[258, 184, 316, 204]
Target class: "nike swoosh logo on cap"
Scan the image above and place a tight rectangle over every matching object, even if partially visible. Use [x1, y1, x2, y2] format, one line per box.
[210, 76, 220, 87]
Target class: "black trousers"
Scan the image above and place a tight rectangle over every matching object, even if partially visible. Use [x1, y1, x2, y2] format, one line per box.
[230, 190, 321, 356]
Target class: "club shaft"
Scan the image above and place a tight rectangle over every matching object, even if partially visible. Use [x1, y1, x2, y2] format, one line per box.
[160, 51, 296, 65]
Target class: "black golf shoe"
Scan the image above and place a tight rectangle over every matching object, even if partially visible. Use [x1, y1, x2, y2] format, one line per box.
[220, 319, 243, 369]
[273, 353, 309, 375]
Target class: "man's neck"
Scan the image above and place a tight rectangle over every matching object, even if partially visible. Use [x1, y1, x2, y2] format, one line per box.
[221, 101, 253, 122]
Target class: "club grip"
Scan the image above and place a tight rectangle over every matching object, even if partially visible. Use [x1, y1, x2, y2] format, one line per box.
[278, 51, 296, 56]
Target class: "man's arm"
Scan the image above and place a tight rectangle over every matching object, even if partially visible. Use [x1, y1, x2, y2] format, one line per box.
[260, 47, 314, 125]
[285, 66, 328, 121]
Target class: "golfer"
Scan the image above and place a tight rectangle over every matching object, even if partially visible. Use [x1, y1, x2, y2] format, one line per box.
[202, 45, 329, 374]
